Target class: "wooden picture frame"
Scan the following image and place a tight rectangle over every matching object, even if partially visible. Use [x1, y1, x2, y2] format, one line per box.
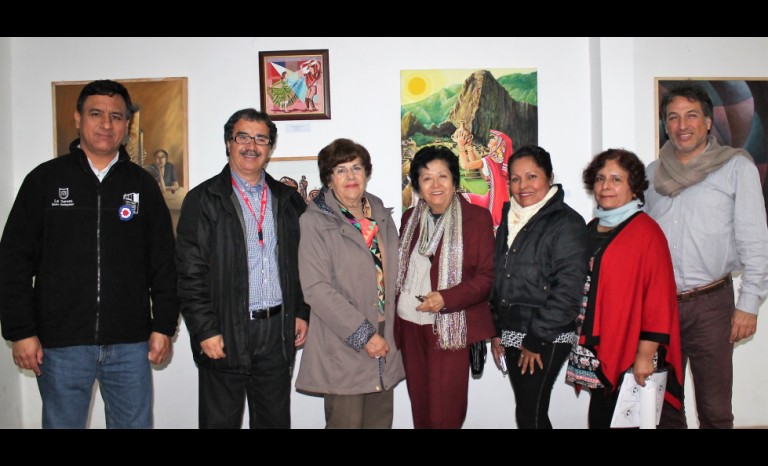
[52, 77, 189, 222]
[259, 49, 331, 121]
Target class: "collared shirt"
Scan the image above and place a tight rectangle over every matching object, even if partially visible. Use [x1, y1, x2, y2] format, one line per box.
[645, 154, 768, 315]
[231, 170, 282, 310]
[85, 152, 120, 182]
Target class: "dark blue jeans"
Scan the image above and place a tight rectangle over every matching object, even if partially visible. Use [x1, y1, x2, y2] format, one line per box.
[37, 342, 152, 429]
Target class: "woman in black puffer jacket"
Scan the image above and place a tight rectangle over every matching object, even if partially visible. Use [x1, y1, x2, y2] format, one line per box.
[489, 145, 588, 429]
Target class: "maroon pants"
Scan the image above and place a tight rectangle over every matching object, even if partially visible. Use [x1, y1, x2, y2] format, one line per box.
[398, 318, 470, 428]
[659, 283, 735, 429]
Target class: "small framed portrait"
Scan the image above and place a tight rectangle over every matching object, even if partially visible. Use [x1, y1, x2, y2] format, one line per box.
[268, 156, 322, 205]
[259, 49, 331, 121]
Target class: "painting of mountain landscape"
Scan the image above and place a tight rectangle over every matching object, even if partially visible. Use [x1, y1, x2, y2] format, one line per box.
[400, 69, 538, 231]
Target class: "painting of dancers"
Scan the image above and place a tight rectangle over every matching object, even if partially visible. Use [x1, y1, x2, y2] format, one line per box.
[259, 49, 331, 121]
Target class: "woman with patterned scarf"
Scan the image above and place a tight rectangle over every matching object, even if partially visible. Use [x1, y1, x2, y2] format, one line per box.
[395, 145, 495, 428]
[490, 145, 589, 429]
[296, 139, 405, 428]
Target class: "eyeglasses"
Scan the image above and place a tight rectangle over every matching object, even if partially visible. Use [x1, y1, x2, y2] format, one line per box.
[231, 134, 271, 146]
[333, 165, 365, 177]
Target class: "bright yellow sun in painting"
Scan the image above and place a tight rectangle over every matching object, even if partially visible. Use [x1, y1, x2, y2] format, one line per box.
[401, 71, 441, 104]
[408, 77, 427, 97]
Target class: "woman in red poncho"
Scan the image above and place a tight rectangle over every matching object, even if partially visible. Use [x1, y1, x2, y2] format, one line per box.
[566, 148, 683, 429]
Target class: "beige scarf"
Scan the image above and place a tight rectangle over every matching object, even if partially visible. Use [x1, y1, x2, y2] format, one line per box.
[507, 185, 558, 248]
[655, 136, 751, 197]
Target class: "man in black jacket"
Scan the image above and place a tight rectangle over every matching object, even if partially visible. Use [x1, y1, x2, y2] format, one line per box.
[0, 80, 179, 428]
[176, 108, 309, 429]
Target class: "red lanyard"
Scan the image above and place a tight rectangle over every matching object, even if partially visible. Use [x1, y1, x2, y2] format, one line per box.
[231, 177, 268, 247]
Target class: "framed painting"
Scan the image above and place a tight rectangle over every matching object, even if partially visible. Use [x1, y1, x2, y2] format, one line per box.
[655, 78, 768, 218]
[400, 68, 538, 233]
[52, 77, 189, 226]
[259, 49, 331, 121]
[268, 156, 322, 204]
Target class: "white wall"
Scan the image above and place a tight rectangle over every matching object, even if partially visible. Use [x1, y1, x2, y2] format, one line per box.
[597, 37, 637, 151]
[0, 37, 22, 429]
[2, 37, 766, 428]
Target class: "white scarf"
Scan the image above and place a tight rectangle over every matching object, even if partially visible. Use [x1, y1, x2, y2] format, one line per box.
[507, 185, 558, 248]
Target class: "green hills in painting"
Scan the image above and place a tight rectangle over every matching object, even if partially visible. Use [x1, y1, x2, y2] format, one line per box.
[401, 71, 537, 128]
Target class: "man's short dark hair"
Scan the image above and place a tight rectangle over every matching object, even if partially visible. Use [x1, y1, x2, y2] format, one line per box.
[224, 108, 277, 156]
[660, 84, 714, 121]
[76, 80, 136, 120]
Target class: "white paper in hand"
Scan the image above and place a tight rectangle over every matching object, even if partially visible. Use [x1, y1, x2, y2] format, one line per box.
[610, 370, 667, 428]
[639, 381, 657, 429]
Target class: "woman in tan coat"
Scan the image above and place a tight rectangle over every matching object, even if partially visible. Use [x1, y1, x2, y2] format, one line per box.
[296, 138, 405, 428]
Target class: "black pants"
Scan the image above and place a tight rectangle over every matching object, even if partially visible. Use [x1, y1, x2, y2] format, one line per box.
[587, 372, 624, 429]
[506, 343, 570, 429]
[198, 312, 290, 429]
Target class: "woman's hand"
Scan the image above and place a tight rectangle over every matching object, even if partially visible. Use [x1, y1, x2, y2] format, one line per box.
[491, 337, 505, 370]
[632, 340, 659, 386]
[364, 334, 390, 359]
[416, 291, 445, 313]
[632, 354, 655, 386]
[518, 346, 543, 375]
